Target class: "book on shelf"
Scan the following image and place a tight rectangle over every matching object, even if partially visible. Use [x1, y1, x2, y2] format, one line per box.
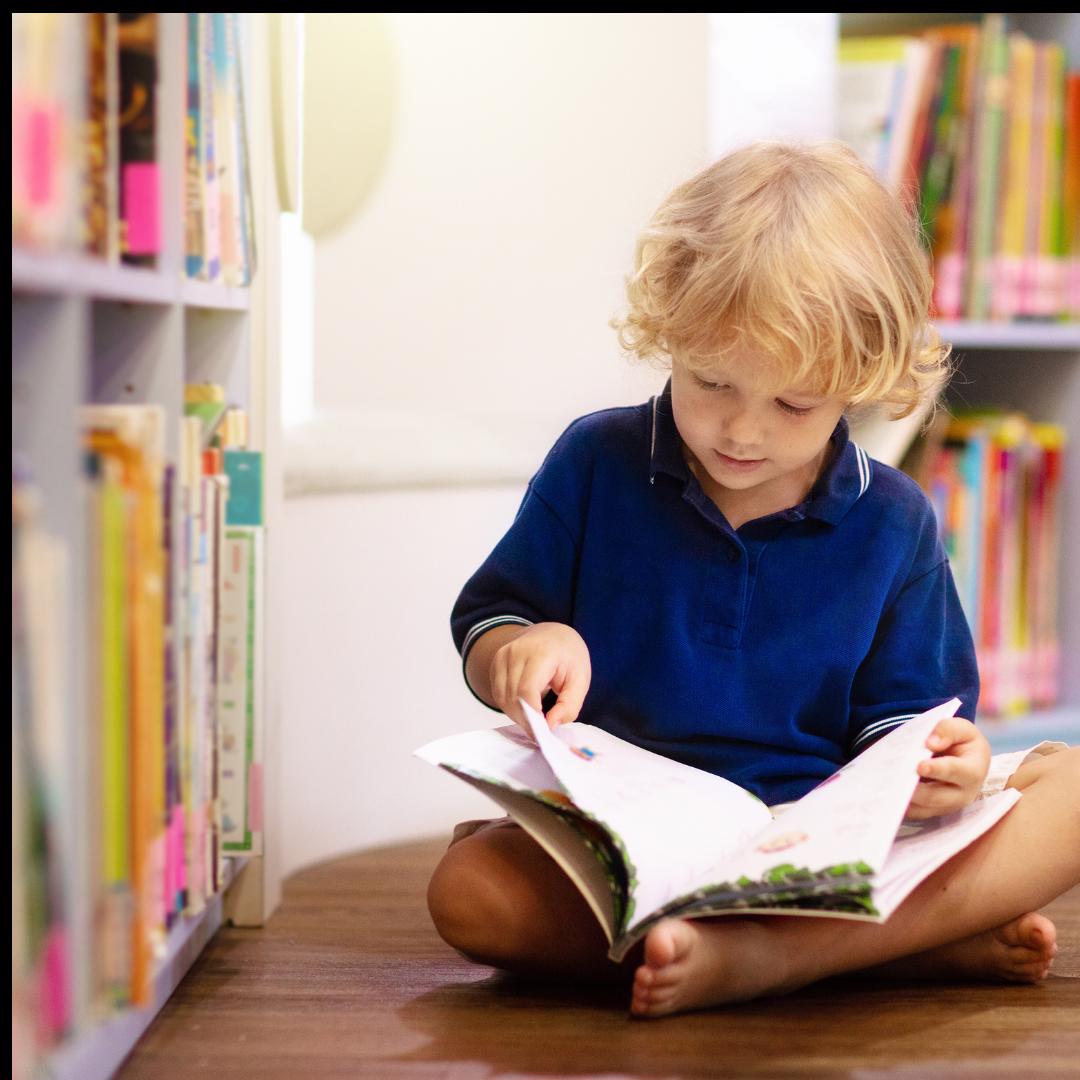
[12, 461, 74, 1062]
[838, 14, 1080, 322]
[12, 13, 256, 285]
[900, 409, 1067, 718]
[185, 388, 266, 855]
[11, 396, 265, 1071]
[417, 698, 1020, 963]
[188, 11, 255, 285]
[117, 13, 161, 266]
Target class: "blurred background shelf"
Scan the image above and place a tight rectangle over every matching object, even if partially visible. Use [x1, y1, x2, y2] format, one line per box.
[980, 706, 1080, 754]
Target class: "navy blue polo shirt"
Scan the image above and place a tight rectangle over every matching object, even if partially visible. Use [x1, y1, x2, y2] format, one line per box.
[450, 378, 980, 805]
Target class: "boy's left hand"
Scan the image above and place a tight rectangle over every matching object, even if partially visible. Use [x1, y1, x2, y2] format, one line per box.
[905, 716, 991, 821]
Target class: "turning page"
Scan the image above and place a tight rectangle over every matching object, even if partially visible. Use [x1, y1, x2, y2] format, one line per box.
[520, 701, 773, 929]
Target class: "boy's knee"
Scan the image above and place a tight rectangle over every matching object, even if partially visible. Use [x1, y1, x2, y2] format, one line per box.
[426, 842, 516, 963]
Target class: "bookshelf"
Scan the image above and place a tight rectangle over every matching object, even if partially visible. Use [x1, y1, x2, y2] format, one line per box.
[12, 13, 282, 1080]
[839, 13, 1080, 751]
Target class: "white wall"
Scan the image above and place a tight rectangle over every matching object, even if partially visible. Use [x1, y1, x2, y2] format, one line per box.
[279, 13, 838, 881]
[311, 13, 707, 434]
[280, 486, 523, 874]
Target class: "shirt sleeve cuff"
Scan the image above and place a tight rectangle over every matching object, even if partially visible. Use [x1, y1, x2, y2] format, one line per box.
[849, 713, 919, 756]
[460, 615, 535, 712]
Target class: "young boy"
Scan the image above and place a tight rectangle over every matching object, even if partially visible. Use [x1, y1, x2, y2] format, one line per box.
[426, 140, 1079, 1017]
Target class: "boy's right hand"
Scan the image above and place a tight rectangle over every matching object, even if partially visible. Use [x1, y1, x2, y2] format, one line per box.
[488, 622, 591, 731]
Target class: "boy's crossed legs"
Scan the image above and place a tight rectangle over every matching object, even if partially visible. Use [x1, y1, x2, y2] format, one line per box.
[426, 748, 1079, 1016]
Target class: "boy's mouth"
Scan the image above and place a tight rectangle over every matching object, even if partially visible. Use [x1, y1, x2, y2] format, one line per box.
[714, 450, 765, 471]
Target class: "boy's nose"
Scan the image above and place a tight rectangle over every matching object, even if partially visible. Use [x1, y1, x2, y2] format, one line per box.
[724, 408, 765, 450]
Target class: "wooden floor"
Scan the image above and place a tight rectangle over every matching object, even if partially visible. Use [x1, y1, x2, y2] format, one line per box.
[118, 837, 1080, 1080]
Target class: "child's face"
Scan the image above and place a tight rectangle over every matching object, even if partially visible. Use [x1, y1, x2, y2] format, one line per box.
[670, 351, 848, 513]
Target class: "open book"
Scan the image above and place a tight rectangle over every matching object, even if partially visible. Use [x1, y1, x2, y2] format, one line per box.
[416, 697, 1020, 963]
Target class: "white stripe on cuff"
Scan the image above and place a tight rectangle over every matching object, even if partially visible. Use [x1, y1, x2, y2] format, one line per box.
[850, 712, 918, 753]
[462, 615, 535, 658]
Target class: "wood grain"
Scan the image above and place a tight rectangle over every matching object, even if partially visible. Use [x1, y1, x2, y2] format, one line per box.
[117, 837, 1080, 1079]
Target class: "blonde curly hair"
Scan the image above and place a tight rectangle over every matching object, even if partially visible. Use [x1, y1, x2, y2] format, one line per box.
[609, 139, 953, 419]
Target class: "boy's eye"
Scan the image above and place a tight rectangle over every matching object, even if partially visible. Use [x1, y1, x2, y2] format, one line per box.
[694, 375, 728, 392]
[777, 400, 814, 416]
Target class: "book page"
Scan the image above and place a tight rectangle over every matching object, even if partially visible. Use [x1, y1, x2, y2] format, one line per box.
[415, 724, 566, 796]
[521, 701, 773, 931]
[871, 789, 1021, 919]
[709, 699, 963, 891]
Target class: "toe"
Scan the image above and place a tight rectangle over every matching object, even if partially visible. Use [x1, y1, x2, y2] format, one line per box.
[1014, 912, 1057, 955]
[643, 920, 681, 970]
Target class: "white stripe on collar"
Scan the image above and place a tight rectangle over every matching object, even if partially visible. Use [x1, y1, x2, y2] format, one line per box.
[852, 442, 872, 498]
[649, 395, 658, 485]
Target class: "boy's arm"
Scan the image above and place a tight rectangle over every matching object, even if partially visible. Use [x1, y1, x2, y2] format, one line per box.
[451, 419, 597, 717]
[846, 493, 983, 820]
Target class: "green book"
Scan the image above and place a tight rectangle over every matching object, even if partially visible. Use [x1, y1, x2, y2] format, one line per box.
[224, 450, 263, 526]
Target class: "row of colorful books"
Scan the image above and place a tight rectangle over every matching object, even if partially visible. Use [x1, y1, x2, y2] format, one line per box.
[900, 410, 1066, 717]
[839, 14, 1080, 322]
[11, 13, 256, 286]
[11, 389, 264, 1071]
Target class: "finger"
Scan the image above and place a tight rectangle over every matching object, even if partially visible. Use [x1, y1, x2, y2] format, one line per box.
[546, 663, 590, 727]
[908, 781, 964, 814]
[927, 715, 975, 751]
[917, 756, 969, 785]
[516, 655, 555, 717]
[906, 793, 963, 820]
[499, 652, 542, 728]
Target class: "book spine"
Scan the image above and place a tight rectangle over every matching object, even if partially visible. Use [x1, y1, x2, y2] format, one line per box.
[83, 13, 109, 257]
[117, 13, 160, 264]
[992, 33, 1033, 320]
[1065, 73, 1080, 318]
[965, 14, 1008, 320]
[184, 13, 205, 279]
[199, 13, 221, 283]
[1034, 44, 1066, 317]
[218, 12, 245, 287]
[232, 12, 258, 284]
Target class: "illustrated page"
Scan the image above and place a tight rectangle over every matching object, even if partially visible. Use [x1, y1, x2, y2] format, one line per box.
[521, 702, 774, 930]
[707, 699, 964, 900]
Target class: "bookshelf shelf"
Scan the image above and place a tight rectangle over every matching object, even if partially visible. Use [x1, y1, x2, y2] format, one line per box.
[933, 320, 1080, 351]
[13, 13, 278, 1080]
[12, 248, 177, 306]
[981, 706, 1080, 754]
[43, 856, 249, 1080]
[181, 278, 252, 311]
[844, 13, 1080, 753]
[11, 249, 252, 312]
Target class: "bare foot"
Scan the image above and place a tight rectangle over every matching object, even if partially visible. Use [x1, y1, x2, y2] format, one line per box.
[630, 917, 802, 1018]
[630, 911, 1060, 1019]
[867, 912, 1058, 984]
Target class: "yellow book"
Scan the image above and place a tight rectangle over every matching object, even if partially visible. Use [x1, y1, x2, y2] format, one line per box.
[993, 33, 1033, 319]
[85, 408, 167, 1010]
[88, 441, 133, 1009]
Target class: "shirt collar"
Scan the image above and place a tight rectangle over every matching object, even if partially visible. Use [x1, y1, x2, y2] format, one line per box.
[648, 376, 872, 526]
